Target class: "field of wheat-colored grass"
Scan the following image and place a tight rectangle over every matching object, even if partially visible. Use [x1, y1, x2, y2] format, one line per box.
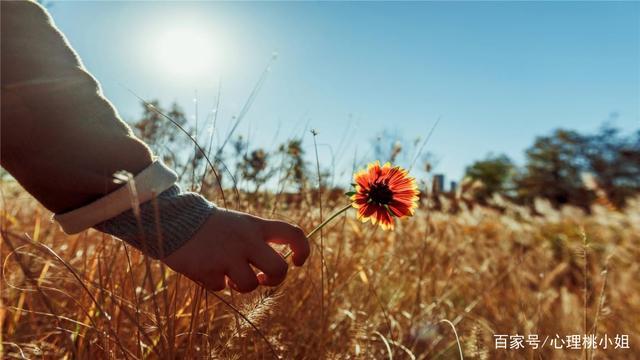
[1, 180, 639, 359]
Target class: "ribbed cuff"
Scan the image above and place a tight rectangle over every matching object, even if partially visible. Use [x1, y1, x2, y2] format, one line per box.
[93, 185, 216, 259]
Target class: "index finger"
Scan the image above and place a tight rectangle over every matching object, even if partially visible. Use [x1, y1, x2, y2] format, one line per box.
[261, 220, 310, 267]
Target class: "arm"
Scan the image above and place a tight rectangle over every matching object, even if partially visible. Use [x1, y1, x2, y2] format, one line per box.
[1, 0, 309, 293]
[1, 0, 153, 214]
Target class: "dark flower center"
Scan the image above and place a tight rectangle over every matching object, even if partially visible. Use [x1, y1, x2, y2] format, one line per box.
[368, 182, 393, 205]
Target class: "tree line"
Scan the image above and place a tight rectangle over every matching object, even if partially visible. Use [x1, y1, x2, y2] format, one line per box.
[464, 126, 640, 210]
[127, 100, 640, 210]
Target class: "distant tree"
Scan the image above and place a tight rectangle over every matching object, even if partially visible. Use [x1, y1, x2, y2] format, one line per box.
[514, 126, 640, 210]
[277, 139, 308, 192]
[132, 101, 192, 168]
[239, 149, 274, 193]
[515, 129, 594, 209]
[464, 154, 515, 202]
[230, 135, 248, 184]
[582, 126, 640, 207]
[133, 101, 186, 148]
[130, 100, 205, 186]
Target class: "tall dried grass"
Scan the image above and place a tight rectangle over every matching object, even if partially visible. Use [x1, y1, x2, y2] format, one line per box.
[1, 179, 639, 359]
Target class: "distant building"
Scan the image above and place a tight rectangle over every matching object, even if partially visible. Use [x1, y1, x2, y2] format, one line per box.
[450, 181, 458, 193]
[433, 174, 445, 193]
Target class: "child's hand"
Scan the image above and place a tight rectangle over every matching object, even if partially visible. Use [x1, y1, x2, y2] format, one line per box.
[163, 209, 310, 293]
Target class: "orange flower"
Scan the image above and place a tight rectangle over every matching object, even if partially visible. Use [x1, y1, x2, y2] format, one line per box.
[350, 161, 420, 230]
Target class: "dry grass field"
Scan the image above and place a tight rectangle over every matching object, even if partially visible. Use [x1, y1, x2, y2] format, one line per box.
[1, 178, 638, 359]
[2, 1, 639, 357]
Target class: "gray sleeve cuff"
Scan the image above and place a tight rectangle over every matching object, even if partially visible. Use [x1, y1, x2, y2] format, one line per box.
[93, 185, 216, 259]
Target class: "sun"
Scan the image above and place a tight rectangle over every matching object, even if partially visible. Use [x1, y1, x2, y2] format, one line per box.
[153, 25, 219, 79]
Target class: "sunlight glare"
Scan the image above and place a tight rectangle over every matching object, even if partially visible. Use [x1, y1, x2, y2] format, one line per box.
[154, 25, 219, 79]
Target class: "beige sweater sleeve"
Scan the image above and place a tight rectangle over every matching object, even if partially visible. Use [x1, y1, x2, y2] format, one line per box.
[1, 1, 217, 259]
[1, 0, 154, 214]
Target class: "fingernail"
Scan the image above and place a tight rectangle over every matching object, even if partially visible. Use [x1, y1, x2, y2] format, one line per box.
[257, 272, 267, 284]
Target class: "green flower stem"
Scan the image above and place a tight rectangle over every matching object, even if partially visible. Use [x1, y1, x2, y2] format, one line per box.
[284, 203, 353, 259]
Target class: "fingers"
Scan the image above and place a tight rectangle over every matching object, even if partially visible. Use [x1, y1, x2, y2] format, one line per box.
[261, 220, 310, 267]
[226, 263, 259, 293]
[199, 273, 226, 292]
[248, 243, 288, 286]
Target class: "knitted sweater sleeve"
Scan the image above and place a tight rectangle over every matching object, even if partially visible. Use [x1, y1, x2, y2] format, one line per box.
[53, 160, 216, 259]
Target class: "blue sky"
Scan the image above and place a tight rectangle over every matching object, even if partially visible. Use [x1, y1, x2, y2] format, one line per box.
[47, 1, 639, 186]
